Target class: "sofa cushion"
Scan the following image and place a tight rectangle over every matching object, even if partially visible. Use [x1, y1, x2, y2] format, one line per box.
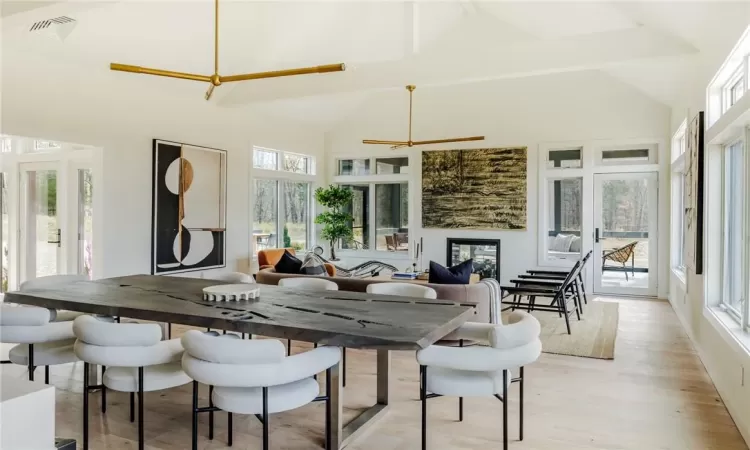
[569, 236, 582, 253]
[274, 251, 303, 274]
[429, 259, 473, 285]
[550, 234, 575, 252]
[300, 254, 327, 276]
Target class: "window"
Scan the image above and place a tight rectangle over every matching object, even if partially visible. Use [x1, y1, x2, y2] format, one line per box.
[1, 138, 10, 153]
[252, 179, 311, 253]
[338, 159, 370, 176]
[546, 148, 582, 169]
[376, 157, 409, 174]
[546, 178, 582, 261]
[724, 67, 746, 112]
[78, 169, 93, 279]
[1, 173, 8, 292]
[721, 141, 745, 320]
[600, 148, 652, 165]
[253, 147, 314, 175]
[375, 183, 408, 251]
[671, 122, 688, 275]
[340, 185, 369, 249]
[33, 140, 62, 152]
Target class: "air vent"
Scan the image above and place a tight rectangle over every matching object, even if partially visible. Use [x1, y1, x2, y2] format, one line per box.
[29, 16, 75, 32]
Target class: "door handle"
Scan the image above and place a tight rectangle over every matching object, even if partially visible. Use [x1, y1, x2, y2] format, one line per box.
[595, 228, 600, 244]
[47, 229, 61, 247]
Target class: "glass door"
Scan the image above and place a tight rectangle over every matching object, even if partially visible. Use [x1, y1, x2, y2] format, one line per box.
[1, 173, 8, 292]
[19, 163, 62, 283]
[593, 172, 658, 296]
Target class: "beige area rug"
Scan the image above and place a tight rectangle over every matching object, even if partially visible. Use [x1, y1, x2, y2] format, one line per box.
[503, 300, 619, 360]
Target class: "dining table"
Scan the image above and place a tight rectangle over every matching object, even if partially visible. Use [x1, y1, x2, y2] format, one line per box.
[4, 274, 476, 449]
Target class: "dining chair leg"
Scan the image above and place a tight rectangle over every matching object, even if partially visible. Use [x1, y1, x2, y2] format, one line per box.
[421, 365, 427, 450]
[101, 366, 107, 414]
[519, 367, 524, 441]
[28, 344, 34, 381]
[459, 339, 464, 422]
[45, 365, 50, 384]
[138, 367, 144, 450]
[325, 367, 332, 450]
[262, 386, 269, 450]
[83, 362, 89, 450]
[227, 412, 233, 447]
[130, 392, 135, 422]
[502, 369, 508, 450]
[560, 293, 572, 335]
[578, 273, 588, 304]
[191, 381, 198, 450]
[209, 385, 214, 440]
[342, 348, 347, 388]
[287, 339, 292, 356]
[167, 323, 172, 339]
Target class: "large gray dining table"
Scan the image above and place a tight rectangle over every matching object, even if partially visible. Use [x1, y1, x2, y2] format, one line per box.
[5, 274, 476, 449]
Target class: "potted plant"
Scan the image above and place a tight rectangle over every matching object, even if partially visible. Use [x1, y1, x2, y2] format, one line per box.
[314, 185, 353, 261]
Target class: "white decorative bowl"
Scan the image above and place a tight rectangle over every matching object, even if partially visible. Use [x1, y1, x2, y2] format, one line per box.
[203, 284, 260, 302]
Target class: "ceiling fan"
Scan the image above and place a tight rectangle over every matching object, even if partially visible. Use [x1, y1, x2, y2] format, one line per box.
[362, 85, 485, 149]
[110, 0, 346, 100]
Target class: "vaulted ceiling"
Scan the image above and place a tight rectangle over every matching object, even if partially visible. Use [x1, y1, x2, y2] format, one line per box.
[3, 0, 749, 128]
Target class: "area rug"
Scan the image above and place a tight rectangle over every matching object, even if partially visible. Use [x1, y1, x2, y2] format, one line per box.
[504, 300, 619, 360]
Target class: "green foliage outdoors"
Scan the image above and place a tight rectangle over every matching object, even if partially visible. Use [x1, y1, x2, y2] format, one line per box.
[314, 185, 354, 260]
[283, 225, 292, 248]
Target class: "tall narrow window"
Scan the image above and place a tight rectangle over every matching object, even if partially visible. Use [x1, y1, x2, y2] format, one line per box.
[375, 183, 409, 251]
[282, 181, 310, 250]
[253, 179, 279, 252]
[1, 173, 8, 292]
[547, 178, 582, 261]
[78, 169, 93, 278]
[722, 141, 745, 319]
[341, 185, 369, 250]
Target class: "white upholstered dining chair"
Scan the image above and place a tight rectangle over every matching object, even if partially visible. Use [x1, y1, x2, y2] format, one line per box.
[0, 304, 79, 383]
[366, 282, 437, 299]
[181, 330, 341, 450]
[19, 274, 89, 292]
[417, 310, 542, 450]
[207, 271, 254, 283]
[73, 315, 191, 450]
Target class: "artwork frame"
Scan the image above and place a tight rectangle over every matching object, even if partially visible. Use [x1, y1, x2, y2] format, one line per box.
[151, 139, 227, 275]
[684, 111, 705, 275]
[446, 238, 501, 283]
[422, 147, 527, 230]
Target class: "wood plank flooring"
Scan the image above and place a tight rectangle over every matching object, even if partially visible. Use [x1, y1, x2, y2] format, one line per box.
[1, 298, 747, 449]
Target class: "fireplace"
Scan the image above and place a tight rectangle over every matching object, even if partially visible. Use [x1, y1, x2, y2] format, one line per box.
[446, 238, 501, 282]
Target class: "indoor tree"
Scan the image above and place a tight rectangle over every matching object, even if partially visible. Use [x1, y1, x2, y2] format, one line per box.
[314, 185, 353, 261]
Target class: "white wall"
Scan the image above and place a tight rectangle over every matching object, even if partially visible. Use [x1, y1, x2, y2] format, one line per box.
[1, 48, 325, 278]
[326, 70, 671, 293]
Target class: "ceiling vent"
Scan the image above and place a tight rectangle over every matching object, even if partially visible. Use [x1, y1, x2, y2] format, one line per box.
[29, 16, 77, 42]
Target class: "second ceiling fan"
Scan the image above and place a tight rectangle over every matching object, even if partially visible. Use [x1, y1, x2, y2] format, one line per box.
[363, 85, 485, 149]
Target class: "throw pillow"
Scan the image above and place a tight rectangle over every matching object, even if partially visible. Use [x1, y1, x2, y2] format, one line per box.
[428, 259, 473, 285]
[551, 234, 575, 252]
[569, 236, 582, 253]
[274, 250, 303, 274]
[300, 253, 327, 276]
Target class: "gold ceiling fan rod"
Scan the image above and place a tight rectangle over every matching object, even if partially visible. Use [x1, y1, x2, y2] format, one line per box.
[362, 85, 484, 149]
[110, 0, 346, 100]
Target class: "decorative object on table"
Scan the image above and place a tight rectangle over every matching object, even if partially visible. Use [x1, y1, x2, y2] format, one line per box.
[417, 272, 430, 281]
[300, 253, 327, 276]
[392, 272, 418, 280]
[684, 111, 705, 275]
[110, 0, 345, 100]
[314, 185, 354, 261]
[447, 238, 501, 282]
[151, 139, 226, 275]
[303, 249, 399, 279]
[428, 259, 473, 285]
[362, 85, 484, 149]
[203, 284, 260, 301]
[274, 250, 303, 274]
[422, 147, 527, 230]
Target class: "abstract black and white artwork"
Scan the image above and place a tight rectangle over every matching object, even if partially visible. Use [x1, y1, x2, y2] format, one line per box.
[151, 139, 227, 275]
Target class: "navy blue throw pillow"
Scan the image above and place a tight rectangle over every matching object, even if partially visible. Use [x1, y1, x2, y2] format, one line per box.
[428, 259, 473, 285]
[275, 251, 303, 274]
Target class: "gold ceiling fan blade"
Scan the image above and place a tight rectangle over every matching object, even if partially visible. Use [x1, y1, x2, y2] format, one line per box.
[220, 63, 346, 83]
[411, 136, 485, 146]
[390, 144, 409, 150]
[110, 63, 212, 83]
[363, 139, 409, 145]
[205, 84, 216, 101]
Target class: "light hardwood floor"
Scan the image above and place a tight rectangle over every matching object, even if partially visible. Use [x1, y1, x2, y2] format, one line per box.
[1, 298, 747, 449]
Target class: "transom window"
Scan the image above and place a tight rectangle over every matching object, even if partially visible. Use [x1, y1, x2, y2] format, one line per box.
[253, 146, 314, 175]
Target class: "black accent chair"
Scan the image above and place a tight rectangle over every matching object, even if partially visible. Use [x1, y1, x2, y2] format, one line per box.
[520, 250, 592, 308]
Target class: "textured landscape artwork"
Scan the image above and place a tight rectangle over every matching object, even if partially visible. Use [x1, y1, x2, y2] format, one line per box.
[422, 147, 527, 229]
[152, 139, 227, 274]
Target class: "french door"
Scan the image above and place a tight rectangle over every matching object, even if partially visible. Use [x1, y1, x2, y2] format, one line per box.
[593, 172, 658, 296]
[16, 161, 93, 287]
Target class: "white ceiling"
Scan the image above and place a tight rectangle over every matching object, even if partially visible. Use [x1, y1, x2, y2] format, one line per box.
[3, 0, 749, 128]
